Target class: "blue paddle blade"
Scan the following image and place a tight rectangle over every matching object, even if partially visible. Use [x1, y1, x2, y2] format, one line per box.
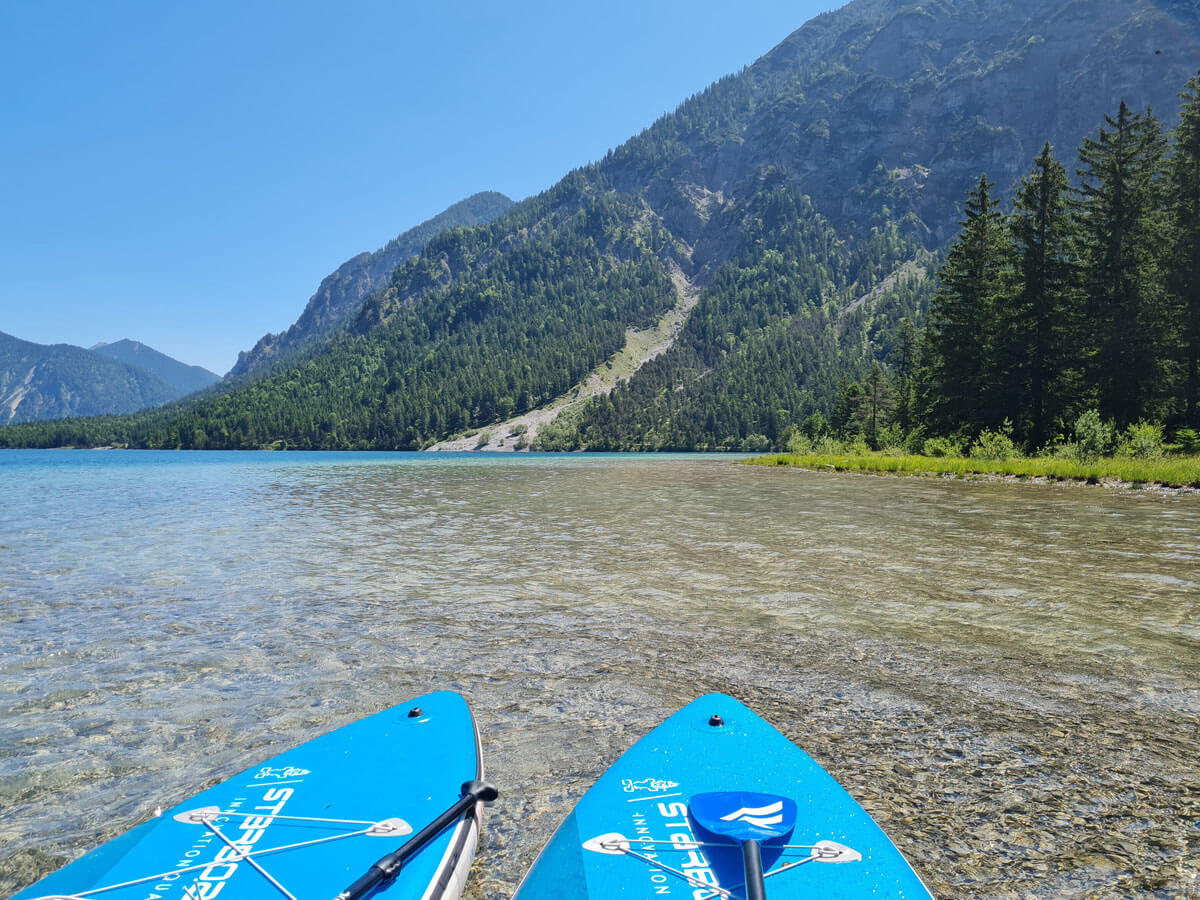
[689, 791, 798, 843]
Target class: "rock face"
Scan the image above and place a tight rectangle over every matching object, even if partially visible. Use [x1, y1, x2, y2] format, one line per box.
[605, 0, 1200, 253]
[0, 332, 178, 425]
[91, 339, 219, 396]
[228, 191, 514, 377]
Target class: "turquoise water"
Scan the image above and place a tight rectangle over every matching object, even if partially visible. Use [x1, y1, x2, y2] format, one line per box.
[1, 450, 1198, 898]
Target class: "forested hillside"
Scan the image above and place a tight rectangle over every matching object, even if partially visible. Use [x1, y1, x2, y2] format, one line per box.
[228, 191, 514, 377]
[2, 0, 1198, 450]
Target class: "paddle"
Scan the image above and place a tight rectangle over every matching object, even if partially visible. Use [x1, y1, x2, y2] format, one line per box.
[335, 779, 498, 900]
[689, 792, 797, 900]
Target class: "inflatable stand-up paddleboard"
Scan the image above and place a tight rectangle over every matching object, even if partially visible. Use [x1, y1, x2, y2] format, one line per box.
[12, 691, 496, 900]
[514, 693, 932, 900]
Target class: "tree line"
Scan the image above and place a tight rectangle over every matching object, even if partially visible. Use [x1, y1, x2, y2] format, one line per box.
[834, 72, 1200, 455]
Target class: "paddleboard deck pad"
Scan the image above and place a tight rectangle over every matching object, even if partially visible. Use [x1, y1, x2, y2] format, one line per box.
[13, 691, 485, 900]
[514, 693, 932, 899]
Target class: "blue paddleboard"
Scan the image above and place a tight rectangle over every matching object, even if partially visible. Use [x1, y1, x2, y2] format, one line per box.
[13, 691, 487, 900]
[514, 693, 932, 900]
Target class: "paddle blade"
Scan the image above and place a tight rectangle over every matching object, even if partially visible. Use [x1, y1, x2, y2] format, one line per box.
[689, 792, 797, 843]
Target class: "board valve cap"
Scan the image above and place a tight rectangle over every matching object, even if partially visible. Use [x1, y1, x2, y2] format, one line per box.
[407, 707, 423, 718]
[709, 714, 725, 727]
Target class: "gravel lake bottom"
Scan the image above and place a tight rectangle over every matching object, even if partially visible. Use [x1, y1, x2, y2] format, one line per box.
[1, 450, 1197, 898]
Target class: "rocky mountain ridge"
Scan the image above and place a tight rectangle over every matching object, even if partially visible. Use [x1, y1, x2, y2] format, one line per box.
[229, 191, 514, 377]
[600, 0, 1200, 257]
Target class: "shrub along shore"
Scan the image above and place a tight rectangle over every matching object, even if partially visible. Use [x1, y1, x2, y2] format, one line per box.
[748, 412, 1200, 489]
[746, 451, 1200, 490]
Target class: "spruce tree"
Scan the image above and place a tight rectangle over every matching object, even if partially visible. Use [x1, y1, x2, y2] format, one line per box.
[1076, 100, 1170, 427]
[1007, 143, 1080, 447]
[860, 363, 895, 449]
[1167, 73, 1200, 426]
[892, 317, 921, 433]
[922, 174, 1009, 435]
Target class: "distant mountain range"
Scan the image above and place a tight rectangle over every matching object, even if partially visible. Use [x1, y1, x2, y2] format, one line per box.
[2, 0, 1198, 448]
[0, 332, 217, 425]
[228, 191, 514, 377]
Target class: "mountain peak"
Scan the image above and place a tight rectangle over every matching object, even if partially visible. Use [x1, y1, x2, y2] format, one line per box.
[89, 339, 219, 396]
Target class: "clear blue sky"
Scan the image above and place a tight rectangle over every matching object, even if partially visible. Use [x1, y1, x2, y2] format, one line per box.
[1, 1, 834, 376]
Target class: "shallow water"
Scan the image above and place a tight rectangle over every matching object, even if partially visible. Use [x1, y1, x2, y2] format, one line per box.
[1, 450, 1197, 898]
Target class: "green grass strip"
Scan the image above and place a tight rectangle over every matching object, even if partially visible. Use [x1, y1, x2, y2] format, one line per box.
[746, 453, 1200, 489]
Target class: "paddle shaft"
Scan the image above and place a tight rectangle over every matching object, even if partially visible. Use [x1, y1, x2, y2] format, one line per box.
[335, 779, 498, 900]
[741, 839, 766, 900]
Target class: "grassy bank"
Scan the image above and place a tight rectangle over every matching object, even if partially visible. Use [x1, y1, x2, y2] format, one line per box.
[746, 452, 1200, 489]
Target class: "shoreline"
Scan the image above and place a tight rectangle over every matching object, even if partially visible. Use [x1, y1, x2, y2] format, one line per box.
[746, 453, 1200, 495]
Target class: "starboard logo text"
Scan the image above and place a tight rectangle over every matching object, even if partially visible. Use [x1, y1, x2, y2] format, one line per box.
[626, 792, 721, 899]
[145, 779, 301, 900]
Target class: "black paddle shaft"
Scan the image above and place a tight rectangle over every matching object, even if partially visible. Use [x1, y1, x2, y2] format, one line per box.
[335, 779, 498, 900]
[741, 839, 766, 900]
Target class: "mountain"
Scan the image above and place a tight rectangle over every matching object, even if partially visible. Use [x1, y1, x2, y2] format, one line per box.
[0, 332, 179, 425]
[3, 0, 1198, 449]
[228, 191, 514, 377]
[609, 0, 1200, 247]
[90, 339, 220, 395]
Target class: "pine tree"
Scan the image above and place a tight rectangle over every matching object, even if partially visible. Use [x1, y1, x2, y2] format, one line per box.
[1076, 100, 1170, 427]
[922, 174, 1010, 435]
[1006, 143, 1081, 447]
[1167, 72, 1200, 426]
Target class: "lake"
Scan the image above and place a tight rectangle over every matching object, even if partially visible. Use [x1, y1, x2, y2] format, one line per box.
[1, 450, 1197, 898]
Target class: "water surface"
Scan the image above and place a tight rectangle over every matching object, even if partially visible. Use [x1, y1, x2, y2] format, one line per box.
[1, 451, 1197, 898]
